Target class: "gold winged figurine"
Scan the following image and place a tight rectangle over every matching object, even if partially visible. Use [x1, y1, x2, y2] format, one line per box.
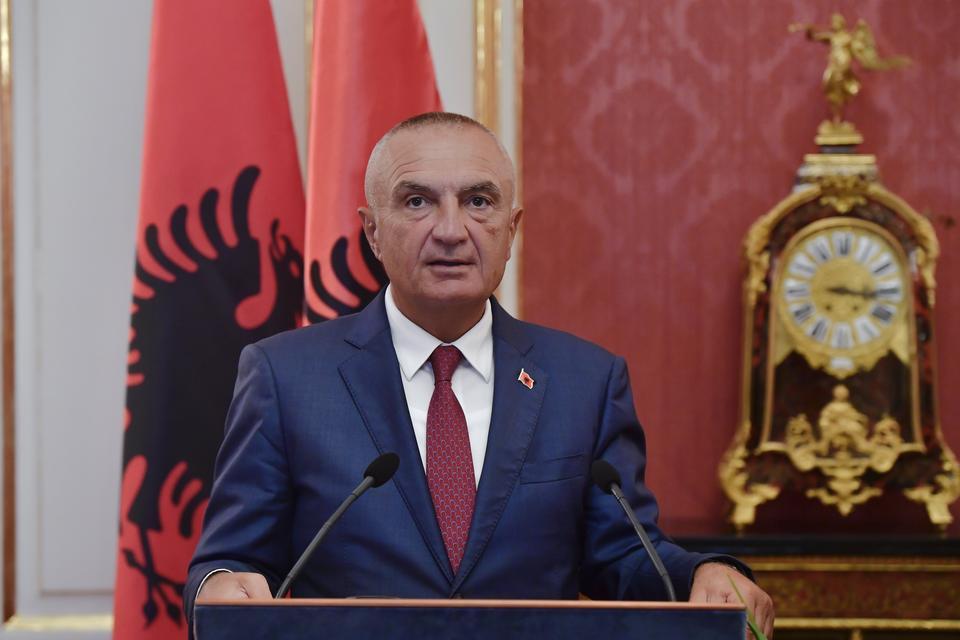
[791, 14, 909, 142]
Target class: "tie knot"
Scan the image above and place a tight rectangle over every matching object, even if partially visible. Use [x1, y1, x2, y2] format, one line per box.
[430, 345, 462, 383]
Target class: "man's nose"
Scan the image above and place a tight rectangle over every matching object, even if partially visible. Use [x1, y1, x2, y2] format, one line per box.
[431, 197, 469, 243]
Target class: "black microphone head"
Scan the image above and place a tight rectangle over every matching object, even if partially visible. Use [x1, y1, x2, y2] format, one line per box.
[591, 460, 621, 494]
[364, 452, 400, 487]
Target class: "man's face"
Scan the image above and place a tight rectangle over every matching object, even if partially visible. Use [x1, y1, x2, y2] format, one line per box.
[361, 125, 522, 316]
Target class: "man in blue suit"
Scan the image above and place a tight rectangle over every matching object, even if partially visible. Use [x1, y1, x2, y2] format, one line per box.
[186, 112, 774, 637]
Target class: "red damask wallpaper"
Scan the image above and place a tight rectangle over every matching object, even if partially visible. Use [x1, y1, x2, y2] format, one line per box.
[522, 0, 960, 534]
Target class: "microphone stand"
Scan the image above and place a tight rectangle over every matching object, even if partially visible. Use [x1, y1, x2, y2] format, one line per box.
[608, 482, 677, 602]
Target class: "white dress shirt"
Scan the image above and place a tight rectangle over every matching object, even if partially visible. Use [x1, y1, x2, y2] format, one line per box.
[384, 284, 494, 487]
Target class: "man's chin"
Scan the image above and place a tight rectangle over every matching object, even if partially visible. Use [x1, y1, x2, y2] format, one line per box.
[414, 284, 493, 309]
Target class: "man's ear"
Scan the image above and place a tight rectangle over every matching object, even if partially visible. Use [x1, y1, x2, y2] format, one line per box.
[509, 205, 523, 241]
[358, 207, 381, 261]
[505, 207, 523, 261]
[510, 207, 524, 235]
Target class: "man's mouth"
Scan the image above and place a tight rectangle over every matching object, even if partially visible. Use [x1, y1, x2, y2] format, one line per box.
[428, 259, 472, 267]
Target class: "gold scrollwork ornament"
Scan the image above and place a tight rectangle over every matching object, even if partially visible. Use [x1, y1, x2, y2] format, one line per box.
[785, 386, 904, 516]
[816, 175, 868, 214]
[718, 422, 781, 528]
[904, 449, 960, 528]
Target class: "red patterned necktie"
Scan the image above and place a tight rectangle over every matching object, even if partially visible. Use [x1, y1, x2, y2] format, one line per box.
[426, 345, 476, 574]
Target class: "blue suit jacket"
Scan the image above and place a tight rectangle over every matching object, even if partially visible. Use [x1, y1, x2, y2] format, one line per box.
[185, 292, 743, 623]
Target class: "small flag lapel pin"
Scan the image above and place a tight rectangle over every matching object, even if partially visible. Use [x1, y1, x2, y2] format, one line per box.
[518, 368, 535, 390]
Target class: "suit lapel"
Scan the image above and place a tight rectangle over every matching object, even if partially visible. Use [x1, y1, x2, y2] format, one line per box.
[338, 293, 455, 584]
[451, 302, 546, 593]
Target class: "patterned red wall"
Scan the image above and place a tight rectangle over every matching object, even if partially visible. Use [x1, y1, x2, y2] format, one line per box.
[521, 0, 960, 534]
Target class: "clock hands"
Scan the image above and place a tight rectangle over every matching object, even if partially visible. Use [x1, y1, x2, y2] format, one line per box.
[826, 285, 900, 300]
[826, 285, 878, 300]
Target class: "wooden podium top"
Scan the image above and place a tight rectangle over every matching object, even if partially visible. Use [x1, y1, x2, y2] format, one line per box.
[195, 598, 746, 639]
[202, 597, 745, 611]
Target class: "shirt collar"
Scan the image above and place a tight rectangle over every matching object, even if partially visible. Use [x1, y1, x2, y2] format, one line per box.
[384, 284, 493, 383]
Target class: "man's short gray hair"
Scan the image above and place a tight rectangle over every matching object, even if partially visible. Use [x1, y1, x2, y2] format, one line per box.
[363, 112, 515, 207]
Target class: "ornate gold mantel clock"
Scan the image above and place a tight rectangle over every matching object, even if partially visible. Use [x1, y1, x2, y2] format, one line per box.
[719, 15, 959, 531]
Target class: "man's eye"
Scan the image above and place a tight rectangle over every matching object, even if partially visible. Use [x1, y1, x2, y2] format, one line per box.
[407, 196, 426, 208]
[469, 196, 490, 207]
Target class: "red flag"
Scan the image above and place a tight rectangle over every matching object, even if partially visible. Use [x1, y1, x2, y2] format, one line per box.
[113, 1, 304, 637]
[304, 0, 442, 321]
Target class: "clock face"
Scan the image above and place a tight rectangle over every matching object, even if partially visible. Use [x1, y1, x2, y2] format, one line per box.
[775, 220, 910, 375]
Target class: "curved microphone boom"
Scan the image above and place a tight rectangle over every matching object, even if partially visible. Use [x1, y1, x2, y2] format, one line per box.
[590, 460, 677, 602]
[274, 452, 400, 598]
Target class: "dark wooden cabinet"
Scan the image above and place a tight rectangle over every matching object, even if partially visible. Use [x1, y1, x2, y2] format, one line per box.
[679, 534, 960, 639]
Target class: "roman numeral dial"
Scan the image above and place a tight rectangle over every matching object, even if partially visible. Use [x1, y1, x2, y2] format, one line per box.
[775, 221, 910, 377]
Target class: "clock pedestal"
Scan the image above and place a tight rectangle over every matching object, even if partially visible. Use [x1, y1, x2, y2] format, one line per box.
[677, 530, 960, 639]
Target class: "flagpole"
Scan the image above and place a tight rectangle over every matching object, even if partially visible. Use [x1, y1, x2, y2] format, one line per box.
[0, 0, 16, 622]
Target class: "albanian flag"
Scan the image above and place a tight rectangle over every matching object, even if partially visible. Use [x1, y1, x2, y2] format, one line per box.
[113, 1, 304, 636]
[305, 0, 442, 321]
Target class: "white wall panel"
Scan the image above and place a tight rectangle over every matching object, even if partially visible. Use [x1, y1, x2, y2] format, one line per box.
[270, 0, 309, 178]
[32, 0, 150, 596]
[419, 0, 475, 117]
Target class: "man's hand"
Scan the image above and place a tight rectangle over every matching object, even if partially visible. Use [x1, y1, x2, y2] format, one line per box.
[690, 562, 774, 639]
[197, 571, 272, 602]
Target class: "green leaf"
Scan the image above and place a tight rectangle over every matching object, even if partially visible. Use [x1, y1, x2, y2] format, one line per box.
[727, 575, 767, 640]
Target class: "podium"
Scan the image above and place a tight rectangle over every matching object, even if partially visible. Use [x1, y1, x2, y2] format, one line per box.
[194, 598, 746, 639]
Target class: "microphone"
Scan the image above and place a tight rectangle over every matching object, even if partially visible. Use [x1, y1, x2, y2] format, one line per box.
[274, 452, 400, 598]
[591, 459, 677, 602]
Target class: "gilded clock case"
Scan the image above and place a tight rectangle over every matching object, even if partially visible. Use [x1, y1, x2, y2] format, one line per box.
[720, 173, 958, 532]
